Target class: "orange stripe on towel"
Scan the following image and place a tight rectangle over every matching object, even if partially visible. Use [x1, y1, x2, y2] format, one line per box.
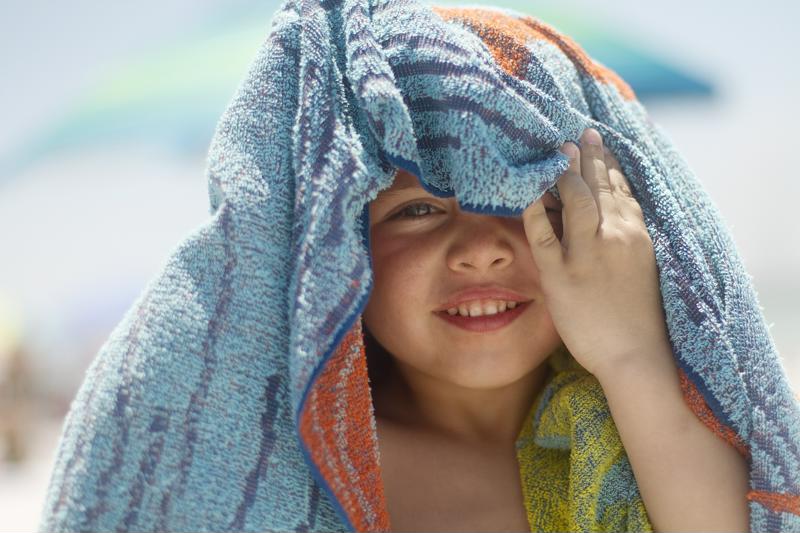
[747, 490, 800, 516]
[430, 7, 636, 101]
[677, 367, 751, 460]
[299, 318, 391, 532]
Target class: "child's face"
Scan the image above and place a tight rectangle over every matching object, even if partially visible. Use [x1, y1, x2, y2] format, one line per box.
[363, 169, 564, 389]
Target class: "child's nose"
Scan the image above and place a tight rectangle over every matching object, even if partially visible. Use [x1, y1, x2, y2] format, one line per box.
[445, 217, 516, 273]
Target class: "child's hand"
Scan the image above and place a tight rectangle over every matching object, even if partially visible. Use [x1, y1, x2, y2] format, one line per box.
[522, 128, 670, 378]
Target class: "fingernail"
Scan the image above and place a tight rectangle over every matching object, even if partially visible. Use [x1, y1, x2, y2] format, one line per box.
[584, 128, 602, 146]
[562, 143, 578, 158]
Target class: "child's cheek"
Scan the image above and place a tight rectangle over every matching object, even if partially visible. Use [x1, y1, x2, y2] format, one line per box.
[368, 229, 432, 301]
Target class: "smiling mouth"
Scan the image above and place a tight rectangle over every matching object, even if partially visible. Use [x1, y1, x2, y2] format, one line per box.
[434, 301, 531, 332]
[436, 297, 533, 316]
[439, 299, 526, 317]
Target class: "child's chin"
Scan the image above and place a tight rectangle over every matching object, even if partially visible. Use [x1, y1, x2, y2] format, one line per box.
[440, 360, 542, 389]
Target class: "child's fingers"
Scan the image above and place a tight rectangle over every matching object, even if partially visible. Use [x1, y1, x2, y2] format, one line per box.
[557, 142, 599, 248]
[604, 146, 645, 223]
[579, 128, 617, 226]
[522, 196, 563, 271]
[603, 147, 628, 194]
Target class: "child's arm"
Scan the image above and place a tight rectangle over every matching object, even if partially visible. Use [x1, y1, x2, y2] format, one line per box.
[594, 340, 750, 532]
[522, 127, 750, 531]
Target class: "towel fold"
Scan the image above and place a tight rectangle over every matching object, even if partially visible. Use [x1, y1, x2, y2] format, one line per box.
[517, 345, 652, 531]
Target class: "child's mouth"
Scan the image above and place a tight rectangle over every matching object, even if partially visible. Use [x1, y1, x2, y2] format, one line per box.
[434, 301, 530, 332]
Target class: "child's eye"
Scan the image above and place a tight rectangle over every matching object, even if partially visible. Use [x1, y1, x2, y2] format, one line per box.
[390, 203, 558, 219]
[392, 201, 443, 219]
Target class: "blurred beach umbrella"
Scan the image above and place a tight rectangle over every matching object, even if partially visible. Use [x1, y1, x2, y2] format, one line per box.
[0, 1, 713, 182]
[499, 1, 715, 98]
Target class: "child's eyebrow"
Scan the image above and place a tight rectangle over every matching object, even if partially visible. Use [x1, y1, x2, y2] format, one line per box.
[377, 182, 563, 211]
[377, 182, 427, 199]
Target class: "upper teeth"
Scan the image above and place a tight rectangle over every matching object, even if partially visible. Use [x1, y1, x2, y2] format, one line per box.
[446, 300, 519, 317]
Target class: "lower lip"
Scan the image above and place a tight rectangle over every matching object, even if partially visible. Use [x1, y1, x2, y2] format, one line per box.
[434, 302, 530, 332]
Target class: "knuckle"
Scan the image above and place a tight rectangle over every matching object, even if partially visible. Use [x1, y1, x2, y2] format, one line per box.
[602, 224, 652, 250]
[625, 196, 644, 214]
[599, 226, 628, 246]
[597, 183, 614, 196]
[591, 158, 607, 173]
[611, 177, 631, 196]
[532, 232, 560, 248]
[618, 226, 652, 249]
[572, 194, 596, 211]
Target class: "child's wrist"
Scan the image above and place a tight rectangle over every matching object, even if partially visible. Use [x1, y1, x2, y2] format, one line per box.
[590, 337, 675, 386]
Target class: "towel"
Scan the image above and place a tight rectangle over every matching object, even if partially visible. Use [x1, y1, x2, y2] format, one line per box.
[39, 0, 800, 531]
[517, 345, 653, 531]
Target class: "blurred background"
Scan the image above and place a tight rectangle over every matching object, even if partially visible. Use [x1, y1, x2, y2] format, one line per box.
[1, 0, 798, 530]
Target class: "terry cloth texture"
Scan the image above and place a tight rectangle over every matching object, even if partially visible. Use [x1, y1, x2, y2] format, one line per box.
[517, 345, 653, 532]
[39, 0, 800, 531]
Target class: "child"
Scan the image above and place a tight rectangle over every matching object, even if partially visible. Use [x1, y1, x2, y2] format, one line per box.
[363, 127, 750, 532]
[38, 2, 799, 531]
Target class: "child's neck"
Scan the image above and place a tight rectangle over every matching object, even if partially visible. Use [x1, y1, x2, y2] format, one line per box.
[371, 360, 551, 447]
